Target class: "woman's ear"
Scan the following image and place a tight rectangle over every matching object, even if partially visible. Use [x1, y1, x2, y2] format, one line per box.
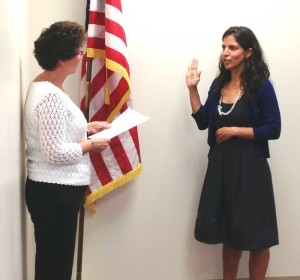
[246, 48, 253, 58]
[57, 59, 66, 67]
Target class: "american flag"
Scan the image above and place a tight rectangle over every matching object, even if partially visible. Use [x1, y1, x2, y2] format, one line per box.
[80, 0, 142, 212]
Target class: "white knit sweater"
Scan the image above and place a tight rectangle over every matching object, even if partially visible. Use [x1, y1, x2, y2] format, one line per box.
[24, 81, 91, 186]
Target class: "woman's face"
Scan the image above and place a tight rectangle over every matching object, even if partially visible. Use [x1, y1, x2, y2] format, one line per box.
[65, 49, 85, 74]
[221, 35, 252, 72]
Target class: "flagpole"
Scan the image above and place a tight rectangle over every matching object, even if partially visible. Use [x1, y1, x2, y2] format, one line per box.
[76, 56, 93, 280]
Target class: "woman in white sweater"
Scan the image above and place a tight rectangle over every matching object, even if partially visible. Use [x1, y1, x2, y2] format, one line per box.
[24, 21, 110, 280]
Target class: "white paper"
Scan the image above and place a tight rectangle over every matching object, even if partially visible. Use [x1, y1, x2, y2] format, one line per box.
[89, 108, 149, 139]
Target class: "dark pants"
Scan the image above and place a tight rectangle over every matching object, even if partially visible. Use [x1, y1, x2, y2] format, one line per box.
[25, 178, 87, 280]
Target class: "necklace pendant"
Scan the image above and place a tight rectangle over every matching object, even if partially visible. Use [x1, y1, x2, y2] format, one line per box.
[217, 105, 223, 116]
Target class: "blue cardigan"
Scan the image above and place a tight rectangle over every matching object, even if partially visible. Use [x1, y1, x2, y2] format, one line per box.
[192, 79, 281, 158]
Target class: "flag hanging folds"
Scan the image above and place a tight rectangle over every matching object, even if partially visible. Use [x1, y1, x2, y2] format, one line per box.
[80, 0, 142, 212]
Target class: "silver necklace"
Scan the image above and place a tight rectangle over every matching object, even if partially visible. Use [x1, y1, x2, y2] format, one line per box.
[217, 88, 242, 116]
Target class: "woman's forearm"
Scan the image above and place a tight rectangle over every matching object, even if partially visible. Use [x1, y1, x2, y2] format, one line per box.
[233, 127, 255, 140]
[189, 87, 202, 113]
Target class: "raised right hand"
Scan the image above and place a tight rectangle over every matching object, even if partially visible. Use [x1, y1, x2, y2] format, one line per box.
[186, 58, 201, 89]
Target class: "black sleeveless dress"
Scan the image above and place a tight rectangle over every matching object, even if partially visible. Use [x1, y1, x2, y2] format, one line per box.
[194, 97, 279, 250]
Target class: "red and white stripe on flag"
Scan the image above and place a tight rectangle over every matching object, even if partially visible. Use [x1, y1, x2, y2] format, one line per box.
[80, 0, 142, 212]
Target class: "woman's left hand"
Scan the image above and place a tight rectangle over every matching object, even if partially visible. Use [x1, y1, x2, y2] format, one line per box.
[215, 127, 236, 143]
[88, 121, 111, 135]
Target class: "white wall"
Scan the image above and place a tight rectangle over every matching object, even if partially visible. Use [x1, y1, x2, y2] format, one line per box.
[0, 0, 28, 279]
[21, 0, 300, 279]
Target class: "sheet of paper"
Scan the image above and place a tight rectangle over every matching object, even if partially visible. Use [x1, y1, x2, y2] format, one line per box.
[89, 108, 149, 139]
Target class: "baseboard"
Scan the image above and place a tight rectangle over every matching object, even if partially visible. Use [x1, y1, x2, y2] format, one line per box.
[237, 278, 300, 280]
[265, 278, 300, 280]
[215, 277, 300, 280]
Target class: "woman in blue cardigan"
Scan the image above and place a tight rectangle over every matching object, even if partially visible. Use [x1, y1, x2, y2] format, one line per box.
[186, 26, 281, 279]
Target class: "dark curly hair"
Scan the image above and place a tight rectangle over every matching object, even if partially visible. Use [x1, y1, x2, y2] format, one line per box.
[34, 21, 86, 70]
[215, 26, 270, 97]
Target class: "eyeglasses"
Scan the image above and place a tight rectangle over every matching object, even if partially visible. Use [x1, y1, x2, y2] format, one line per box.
[74, 50, 85, 56]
